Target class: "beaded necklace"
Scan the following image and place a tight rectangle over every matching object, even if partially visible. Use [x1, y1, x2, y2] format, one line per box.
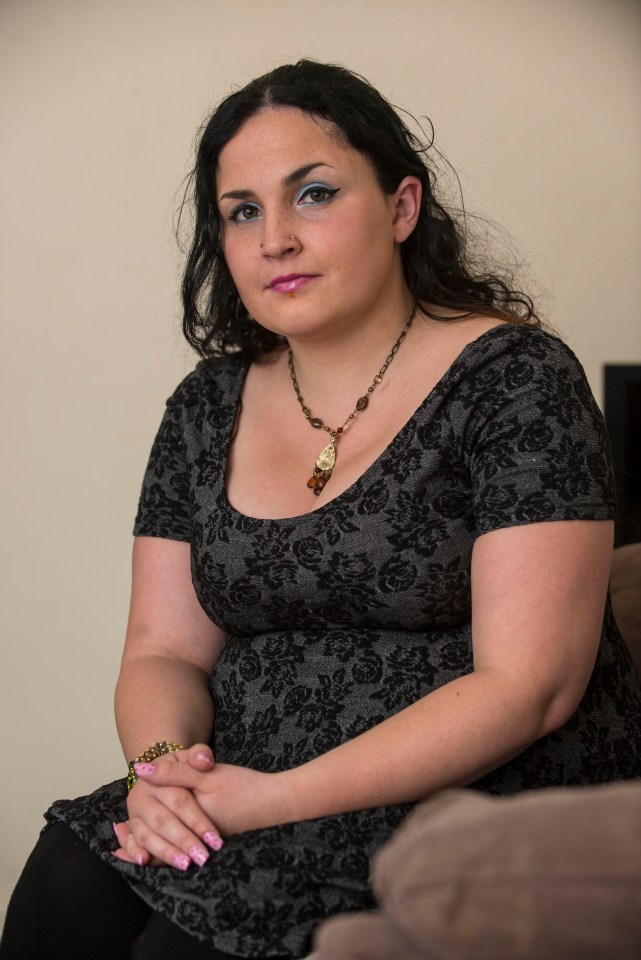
[287, 303, 416, 496]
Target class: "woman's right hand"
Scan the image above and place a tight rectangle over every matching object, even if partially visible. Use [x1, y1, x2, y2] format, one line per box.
[113, 743, 224, 870]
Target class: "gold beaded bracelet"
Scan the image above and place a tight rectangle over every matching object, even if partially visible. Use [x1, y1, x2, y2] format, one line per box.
[126, 740, 186, 791]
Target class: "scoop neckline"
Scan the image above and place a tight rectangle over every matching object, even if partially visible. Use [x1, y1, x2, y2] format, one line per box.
[221, 322, 538, 524]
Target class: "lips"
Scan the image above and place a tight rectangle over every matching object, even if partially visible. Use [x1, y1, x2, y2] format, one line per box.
[268, 274, 317, 294]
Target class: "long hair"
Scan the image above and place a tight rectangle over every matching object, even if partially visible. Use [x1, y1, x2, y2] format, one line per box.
[180, 59, 538, 360]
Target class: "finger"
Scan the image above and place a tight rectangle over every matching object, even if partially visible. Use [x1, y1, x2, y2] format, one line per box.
[112, 821, 128, 845]
[186, 742, 214, 771]
[111, 825, 140, 866]
[164, 787, 224, 852]
[127, 832, 152, 866]
[128, 779, 224, 853]
[128, 793, 223, 868]
[114, 819, 152, 866]
[112, 847, 136, 864]
[121, 822, 152, 866]
[113, 848, 167, 867]
[113, 845, 164, 868]
[127, 812, 203, 870]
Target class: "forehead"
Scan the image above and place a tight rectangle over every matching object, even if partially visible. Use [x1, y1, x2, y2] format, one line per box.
[216, 107, 364, 188]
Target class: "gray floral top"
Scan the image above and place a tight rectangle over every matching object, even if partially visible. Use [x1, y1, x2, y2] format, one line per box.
[47, 324, 641, 958]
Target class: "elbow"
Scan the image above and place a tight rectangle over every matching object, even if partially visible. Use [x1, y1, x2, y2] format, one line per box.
[530, 648, 599, 739]
[537, 683, 588, 738]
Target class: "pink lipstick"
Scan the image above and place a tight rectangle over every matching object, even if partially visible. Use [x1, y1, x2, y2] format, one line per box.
[268, 274, 317, 294]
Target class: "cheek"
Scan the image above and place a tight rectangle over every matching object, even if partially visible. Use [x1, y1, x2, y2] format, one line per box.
[334, 200, 393, 255]
[221, 242, 253, 291]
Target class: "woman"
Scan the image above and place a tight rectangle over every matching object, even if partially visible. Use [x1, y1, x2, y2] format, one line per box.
[3, 59, 640, 960]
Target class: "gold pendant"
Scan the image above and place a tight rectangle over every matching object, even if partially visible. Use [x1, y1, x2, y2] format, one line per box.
[316, 441, 336, 472]
[306, 440, 336, 496]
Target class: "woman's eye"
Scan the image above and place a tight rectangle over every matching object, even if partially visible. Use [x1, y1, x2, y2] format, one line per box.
[298, 185, 340, 206]
[228, 203, 260, 223]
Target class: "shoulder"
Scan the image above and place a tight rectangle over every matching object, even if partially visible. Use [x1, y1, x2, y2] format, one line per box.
[459, 325, 616, 530]
[418, 313, 589, 402]
[165, 353, 249, 416]
[460, 320, 573, 359]
[444, 322, 608, 447]
[420, 308, 578, 373]
[450, 322, 589, 388]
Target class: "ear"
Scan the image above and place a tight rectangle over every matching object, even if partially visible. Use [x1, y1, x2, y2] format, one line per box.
[389, 176, 422, 243]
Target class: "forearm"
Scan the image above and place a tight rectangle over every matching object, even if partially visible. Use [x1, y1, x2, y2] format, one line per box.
[115, 654, 214, 761]
[281, 669, 556, 821]
[129, 669, 564, 837]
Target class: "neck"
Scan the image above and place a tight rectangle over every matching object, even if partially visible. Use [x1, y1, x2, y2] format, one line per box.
[286, 296, 416, 410]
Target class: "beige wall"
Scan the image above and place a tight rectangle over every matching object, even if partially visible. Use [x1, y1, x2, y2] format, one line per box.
[1, 0, 640, 913]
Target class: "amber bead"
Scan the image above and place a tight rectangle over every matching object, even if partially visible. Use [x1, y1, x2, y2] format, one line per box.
[310, 417, 323, 429]
[307, 476, 318, 488]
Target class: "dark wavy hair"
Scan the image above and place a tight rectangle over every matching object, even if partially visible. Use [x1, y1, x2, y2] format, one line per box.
[180, 59, 538, 360]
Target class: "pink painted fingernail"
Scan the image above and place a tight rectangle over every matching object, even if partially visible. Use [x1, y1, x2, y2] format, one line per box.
[134, 853, 144, 866]
[203, 832, 223, 851]
[171, 852, 190, 871]
[112, 822, 119, 839]
[133, 762, 156, 775]
[195, 751, 212, 765]
[189, 844, 209, 866]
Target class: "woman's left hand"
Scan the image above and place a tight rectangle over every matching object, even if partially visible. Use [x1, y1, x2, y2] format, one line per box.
[134, 760, 292, 836]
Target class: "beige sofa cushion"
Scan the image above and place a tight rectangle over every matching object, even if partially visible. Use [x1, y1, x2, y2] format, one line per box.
[315, 782, 641, 960]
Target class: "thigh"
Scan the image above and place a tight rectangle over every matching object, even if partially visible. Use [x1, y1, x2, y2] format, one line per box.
[0, 822, 150, 960]
[132, 911, 290, 960]
[133, 912, 234, 959]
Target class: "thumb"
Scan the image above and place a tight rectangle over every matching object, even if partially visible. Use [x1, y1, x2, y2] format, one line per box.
[187, 743, 214, 770]
[133, 760, 200, 788]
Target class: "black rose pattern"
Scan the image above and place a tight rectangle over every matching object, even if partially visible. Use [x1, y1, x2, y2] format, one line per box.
[351, 650, 384, 684]
[292, 536, 324, 570]
[517, 420, 554, 453]
[357, 478, 389, 515]
[48, 330, 641, 958]
[377, 555, 418, 593]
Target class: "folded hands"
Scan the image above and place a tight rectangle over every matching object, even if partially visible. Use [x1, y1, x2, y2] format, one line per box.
[113, 745, 292, 870]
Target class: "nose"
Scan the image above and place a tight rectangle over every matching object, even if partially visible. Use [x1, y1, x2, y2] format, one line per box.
[259, 221, 301, 257]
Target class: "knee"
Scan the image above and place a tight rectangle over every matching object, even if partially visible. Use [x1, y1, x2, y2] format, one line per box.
[2, 823, 148, 959]
[18, 823, 100, 906]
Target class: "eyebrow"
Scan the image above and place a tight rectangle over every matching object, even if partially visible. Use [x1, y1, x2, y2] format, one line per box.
[218, 161, 335, 202]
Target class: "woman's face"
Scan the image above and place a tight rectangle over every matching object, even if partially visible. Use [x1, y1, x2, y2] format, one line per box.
[216, 107, 417, 345]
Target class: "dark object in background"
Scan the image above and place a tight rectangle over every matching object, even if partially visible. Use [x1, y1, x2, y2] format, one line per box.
[604, 364, 641, 546]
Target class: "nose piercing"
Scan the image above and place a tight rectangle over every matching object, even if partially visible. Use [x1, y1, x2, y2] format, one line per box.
[259, 235, 297, 249]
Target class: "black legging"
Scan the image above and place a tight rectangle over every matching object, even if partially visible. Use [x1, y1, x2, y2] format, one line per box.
[0, 823, 283, 960]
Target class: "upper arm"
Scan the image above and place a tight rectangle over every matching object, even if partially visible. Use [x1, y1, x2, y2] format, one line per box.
[470, 518, 613, 732]
[122, 536, 227, 674]
[462, 331, 618, 732]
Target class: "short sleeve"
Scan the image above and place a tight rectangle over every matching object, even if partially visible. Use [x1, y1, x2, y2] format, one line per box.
[467, 330, 616, 535]
[133, 379, 192, 542]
